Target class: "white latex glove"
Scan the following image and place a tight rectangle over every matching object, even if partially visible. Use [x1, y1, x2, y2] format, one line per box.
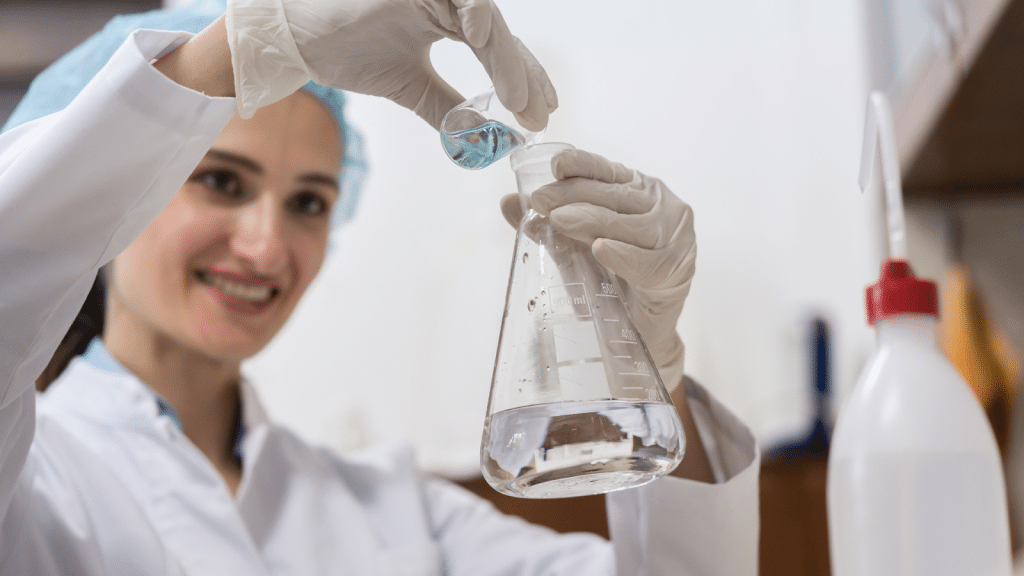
[224, 0, 557, 129]
[501, 149, 695, 391]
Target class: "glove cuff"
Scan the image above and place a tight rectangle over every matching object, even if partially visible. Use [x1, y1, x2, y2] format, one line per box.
[225, 0, 312, 118]
[651, 334, 685, 394]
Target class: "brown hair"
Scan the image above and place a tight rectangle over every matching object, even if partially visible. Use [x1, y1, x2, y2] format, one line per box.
[35, 270, 106, 391]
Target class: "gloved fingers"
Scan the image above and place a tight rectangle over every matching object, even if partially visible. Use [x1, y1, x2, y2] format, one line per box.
[552, 149, 634, 185]
[411, 71, 468, 131]
[458, 1, 529, 117]
[531, 177, 654, 217]
[592, 235, 696, 295]
[500, 193, 524, 228]
[456, 2, 555, 132]
[509, 37, 557, 131]
[548, 205, 661, 249]
[547, 189, 691, 251]
[448, 0, 494, 47]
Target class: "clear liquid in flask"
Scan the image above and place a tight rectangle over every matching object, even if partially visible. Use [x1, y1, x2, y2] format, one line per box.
[481, 400, 684, 498]
[441, 120, 525, 170]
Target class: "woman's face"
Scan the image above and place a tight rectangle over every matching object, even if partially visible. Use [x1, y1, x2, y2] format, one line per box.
[109, 91, 342, 362]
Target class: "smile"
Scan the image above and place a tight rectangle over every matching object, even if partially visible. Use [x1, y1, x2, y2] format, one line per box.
[196, 270, 280, 304]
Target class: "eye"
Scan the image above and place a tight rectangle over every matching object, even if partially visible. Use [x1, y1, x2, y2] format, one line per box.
[288, 191, 331, 218]
[197, 170, 243, 199]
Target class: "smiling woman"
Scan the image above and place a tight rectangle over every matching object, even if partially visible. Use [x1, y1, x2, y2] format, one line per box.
[92, 91, 344, 493]
[107, 91, 341, 364]
[0, 0, 759, 573]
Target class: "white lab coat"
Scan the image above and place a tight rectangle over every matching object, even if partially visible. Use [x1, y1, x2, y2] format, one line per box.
[0, 29, 759, 575]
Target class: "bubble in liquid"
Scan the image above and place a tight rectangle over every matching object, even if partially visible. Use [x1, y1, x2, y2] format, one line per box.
[528, 300, 536, 311]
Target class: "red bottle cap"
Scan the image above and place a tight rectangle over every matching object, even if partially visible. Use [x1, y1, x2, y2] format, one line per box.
[866, 259, 938, 324]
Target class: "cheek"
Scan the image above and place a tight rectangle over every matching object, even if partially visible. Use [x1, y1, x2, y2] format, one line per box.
[111, 231, 181, 314]
[115, 203, 216, 296]
[120, 224, 169, 280]
[293, 236, 328, 293]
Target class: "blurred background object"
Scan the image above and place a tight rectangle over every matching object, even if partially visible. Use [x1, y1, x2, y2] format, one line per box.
[0, 1, 159, 120]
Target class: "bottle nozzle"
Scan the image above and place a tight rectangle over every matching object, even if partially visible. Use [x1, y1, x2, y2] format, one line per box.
[859, 91, 907, 261]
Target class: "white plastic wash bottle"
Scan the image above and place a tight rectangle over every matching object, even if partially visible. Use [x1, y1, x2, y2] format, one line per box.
[827, 259, 1012, 576]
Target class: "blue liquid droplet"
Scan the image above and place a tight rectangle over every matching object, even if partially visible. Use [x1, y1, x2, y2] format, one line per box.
[441, 121, 525, 170]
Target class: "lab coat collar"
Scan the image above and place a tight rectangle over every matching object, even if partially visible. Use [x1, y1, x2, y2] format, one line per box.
[43, 348, 441, 574]
[43, 356, 276, 573]
[75, 337, 265, 461]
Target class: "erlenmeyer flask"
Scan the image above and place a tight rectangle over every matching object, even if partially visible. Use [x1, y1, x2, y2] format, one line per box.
[481, 143, 685, 498]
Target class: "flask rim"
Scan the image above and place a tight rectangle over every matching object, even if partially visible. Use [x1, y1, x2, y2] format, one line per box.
[509, 142, 576, 172]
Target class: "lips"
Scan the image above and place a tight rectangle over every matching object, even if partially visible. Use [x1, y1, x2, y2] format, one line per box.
[196, 269, 280, 309]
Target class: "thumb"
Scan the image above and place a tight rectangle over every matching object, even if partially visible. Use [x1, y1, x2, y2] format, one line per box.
[500, 193, 524, 228]
[591, 238, 649, 287]
[593, 238, 695, 295]
[410, 72, 467, 131]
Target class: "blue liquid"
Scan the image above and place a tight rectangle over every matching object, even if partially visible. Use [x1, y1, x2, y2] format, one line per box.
[441, 121, 525, 170]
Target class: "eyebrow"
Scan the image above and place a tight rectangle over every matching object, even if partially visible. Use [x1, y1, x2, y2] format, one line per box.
[206, 148, 340, 193]
[299, 173, 340, 193]
[206, 149, 262, 174]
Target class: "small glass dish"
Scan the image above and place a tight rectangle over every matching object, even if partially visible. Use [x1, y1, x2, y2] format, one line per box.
[440, 87, 546, 170]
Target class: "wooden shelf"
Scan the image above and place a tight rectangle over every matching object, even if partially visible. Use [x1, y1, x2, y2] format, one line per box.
[904, 0, 1024, 198]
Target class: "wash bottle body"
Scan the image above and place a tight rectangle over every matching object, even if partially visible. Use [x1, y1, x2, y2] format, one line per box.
[828, 260, 1012, 576]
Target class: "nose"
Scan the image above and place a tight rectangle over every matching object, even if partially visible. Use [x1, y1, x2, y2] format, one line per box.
[230, 194, 288, 273]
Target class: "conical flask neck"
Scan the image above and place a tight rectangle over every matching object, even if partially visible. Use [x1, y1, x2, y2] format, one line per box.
[510, 143, 575, 215]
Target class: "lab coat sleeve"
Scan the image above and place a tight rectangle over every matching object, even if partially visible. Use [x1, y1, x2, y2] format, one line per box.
[606, 377, 760, 576]
[422, 476, 615, 575]
[0, 29, 236, 521]
[423, 377, 759, 575]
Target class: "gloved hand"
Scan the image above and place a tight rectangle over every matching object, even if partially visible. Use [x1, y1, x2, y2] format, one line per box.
[224, 0, 557, 130]
[500, 149, 695, 391]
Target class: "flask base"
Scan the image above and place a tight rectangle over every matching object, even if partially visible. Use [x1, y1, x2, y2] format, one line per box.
[489, 454, 676, 498]
[481, 401, 684, 498]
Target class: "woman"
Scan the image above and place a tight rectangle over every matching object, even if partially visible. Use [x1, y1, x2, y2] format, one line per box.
[0, 1, 758, 574]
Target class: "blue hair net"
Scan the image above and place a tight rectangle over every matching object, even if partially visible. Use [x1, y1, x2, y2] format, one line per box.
[1, 0, 368, 228]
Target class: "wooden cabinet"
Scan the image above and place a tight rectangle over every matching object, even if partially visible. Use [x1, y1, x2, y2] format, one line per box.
[759, 454, 831, 576]
[903, 0, 1024, 197]
[872, 0, 1022, 198]
[455, 476, 609, 538]
[461, 455, 834, 576]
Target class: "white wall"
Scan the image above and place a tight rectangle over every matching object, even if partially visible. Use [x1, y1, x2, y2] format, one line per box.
[244, 0, 881, 476]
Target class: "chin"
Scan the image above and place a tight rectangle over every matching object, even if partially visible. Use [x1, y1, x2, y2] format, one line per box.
[191, 330, 277, 363]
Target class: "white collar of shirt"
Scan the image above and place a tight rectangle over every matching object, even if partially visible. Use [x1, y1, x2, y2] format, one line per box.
[75, 337, 265, 462]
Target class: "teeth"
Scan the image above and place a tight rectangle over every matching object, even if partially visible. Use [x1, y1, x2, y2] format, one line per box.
[200, 271, 275, 303]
